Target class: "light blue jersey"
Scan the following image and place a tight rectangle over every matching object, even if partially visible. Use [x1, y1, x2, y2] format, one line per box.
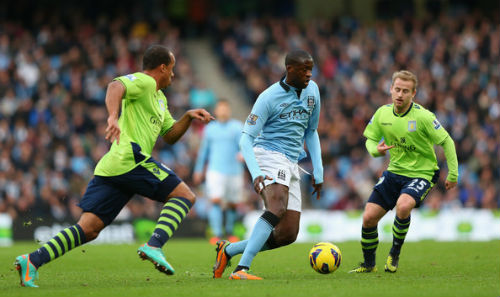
[243, 78, 321, 162]
[194, 119, 243, 175]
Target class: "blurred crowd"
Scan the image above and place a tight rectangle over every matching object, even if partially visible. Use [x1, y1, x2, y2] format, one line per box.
[0, 11, 222, 222]
[211, 11, 500, 210]
[0, 8, 499, 225]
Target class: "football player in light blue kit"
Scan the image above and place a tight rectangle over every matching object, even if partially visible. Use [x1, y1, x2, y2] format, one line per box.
[194, 99, 244, 244]
[212, 49, 323, 280]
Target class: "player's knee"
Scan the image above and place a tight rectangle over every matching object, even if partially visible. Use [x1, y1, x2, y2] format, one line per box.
[184, 189, 196, 204]
[362, 212, 379, 227]
[170, 183, 196, 204]
[269, 206, 287, 219]
[268, 197, 288, 219]
[396, 199, 415, 215]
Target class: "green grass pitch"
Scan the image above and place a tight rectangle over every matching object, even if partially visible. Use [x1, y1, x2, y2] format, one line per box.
[1, 240, 499, 297]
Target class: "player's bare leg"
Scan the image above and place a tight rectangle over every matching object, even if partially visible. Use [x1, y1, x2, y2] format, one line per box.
[229, 184, 287, 279]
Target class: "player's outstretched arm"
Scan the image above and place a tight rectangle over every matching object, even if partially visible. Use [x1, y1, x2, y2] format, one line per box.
[440, 136, 459, 190]
[104, 81, 126, 144]
[239, 133, 271, 194]
[163, 109, 214, 145]
[304, 128, 323, 200]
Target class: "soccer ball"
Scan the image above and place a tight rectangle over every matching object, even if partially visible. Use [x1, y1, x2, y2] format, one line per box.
[309, 242, 342, 274]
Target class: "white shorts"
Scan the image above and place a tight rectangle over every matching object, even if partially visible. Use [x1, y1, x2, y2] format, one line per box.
[206, 170, 244, 204]
[253, 147, 301, 212]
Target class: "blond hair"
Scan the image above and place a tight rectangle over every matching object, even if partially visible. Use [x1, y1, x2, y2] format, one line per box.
[392, 70, 418, 91]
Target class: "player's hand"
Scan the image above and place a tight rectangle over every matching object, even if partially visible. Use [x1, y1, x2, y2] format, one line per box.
[377, 140, 394, 156]
[105, 116, 121, 144]
[187, 109, 215, 124]
[311, 178, 322, 200]
[253, 175, 273, 194]
[193, 172, 203, 185]
[445, 180, 457, 190]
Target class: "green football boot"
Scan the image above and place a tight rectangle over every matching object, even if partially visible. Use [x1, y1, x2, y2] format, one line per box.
[384, 254, 399, 273]
[137, 243, 175, 275]
[14, 254, 39, 287]
[348, 262, 378, 273]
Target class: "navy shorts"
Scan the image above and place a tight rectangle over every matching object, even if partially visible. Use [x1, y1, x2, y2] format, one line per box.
[368, 170, 438, 211]
[78, 158, 182, 225]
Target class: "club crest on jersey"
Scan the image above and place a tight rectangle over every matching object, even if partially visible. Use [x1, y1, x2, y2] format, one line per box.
[433, 119, 441, 130]
[307, 96, 315, 107]
[158, 99, 165, 111]
[247, 113, 258, 125]
[408, 120, 417, 132]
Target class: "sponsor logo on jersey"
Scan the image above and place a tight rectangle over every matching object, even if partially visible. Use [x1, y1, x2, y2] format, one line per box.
[126, 74, 137, 81]
[277, 169, 286, 180]
[158, 99, 165, 112]
[150, 116, 162, 133]
[381, 122, 392, 126]
[394, 141, 416, 152]
[279, 108, 310, 120]
[408, 120, 417, 132]
[279, 103, 289, 108]
[247, 114, 258, 125]
[433, 119, 441, 130]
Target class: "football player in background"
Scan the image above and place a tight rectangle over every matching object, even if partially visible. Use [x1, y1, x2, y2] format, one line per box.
[15, 45, 213, 287]
[194, 99, 244, 244]
[350, 70, 458, 273]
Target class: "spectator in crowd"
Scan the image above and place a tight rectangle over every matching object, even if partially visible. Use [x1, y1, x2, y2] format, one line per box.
[0, 6, 498, 226]
[211, 12, 499, 211]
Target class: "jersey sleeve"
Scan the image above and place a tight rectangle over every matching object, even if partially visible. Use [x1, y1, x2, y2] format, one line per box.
[160, 103, 176, 136]
[114, 74, 145, 100]
[363, 108, 383, 141]
[194, 125, 210, 173]
[307, 87, 321, 130]
[423, 111, 449, 145]
[242, 94, 270, 137]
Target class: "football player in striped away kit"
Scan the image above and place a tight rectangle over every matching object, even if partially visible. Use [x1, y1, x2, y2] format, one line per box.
[14, 45, 214, 287]
[349, 70, 458, 273]
[193, 99, 244, 245]
[212, 50, 323, 280]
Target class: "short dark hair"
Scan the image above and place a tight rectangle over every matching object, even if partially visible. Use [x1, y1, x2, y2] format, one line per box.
[285, 49, 313, 66]
[142, 45, 172, 70]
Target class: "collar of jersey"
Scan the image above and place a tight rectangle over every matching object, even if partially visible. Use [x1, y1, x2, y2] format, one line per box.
[393, 102, 413, 117]
[279, 76, 301, 93]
